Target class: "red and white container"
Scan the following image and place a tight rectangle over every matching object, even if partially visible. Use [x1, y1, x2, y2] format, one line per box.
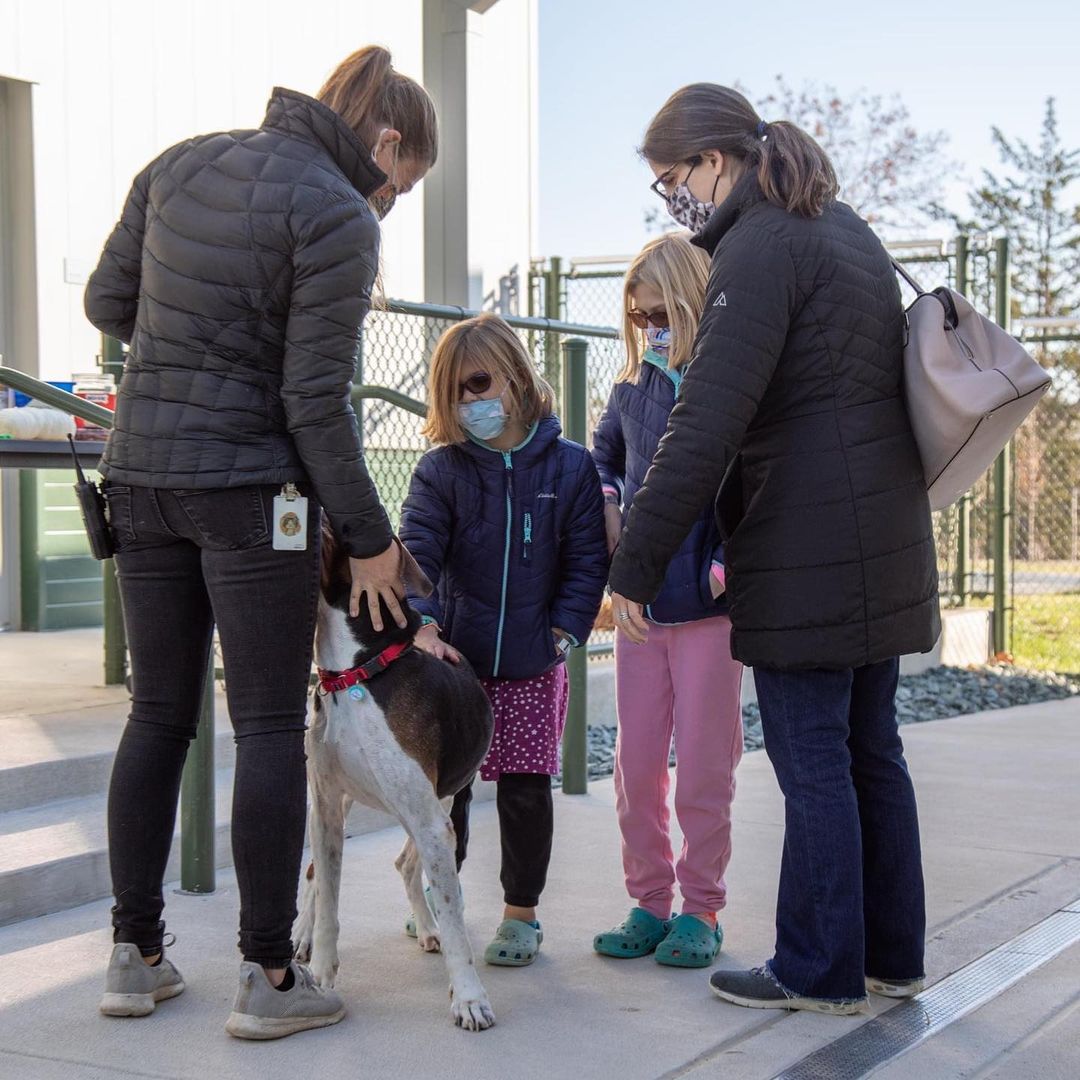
[72, 371, 116, 440]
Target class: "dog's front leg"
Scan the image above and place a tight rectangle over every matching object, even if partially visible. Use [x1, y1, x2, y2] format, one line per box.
[308, 779, 346, 988]
[406, 808, 494, 1031]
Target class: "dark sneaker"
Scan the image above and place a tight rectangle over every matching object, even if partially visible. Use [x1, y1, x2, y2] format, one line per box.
[99, 943, 185, 1017]
[225, 961, 346, 1040]
[709, 965, 870, 1015]
[866, 975, 925, 998]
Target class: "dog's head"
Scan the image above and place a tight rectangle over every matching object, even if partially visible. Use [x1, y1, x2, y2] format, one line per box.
[319, 519, 432, 650]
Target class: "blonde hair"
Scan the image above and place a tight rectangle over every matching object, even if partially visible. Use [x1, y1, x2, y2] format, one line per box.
[422, 313, 556, 445]
[618, 233, 712, 382]
[318, 45, 439, 166]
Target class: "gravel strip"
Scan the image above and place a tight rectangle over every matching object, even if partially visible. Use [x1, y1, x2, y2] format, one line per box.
[559, 664, 1080, 784]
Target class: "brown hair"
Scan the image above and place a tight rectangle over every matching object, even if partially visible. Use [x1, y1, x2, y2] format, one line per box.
[641, 83, 838, 218]
[318, 45, 438, 166]
[620, 234, 711, 381]
[422, 314, 555, 446]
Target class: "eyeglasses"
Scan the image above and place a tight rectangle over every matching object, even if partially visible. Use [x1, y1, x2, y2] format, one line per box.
[458, 371, 493, 398]
[649, 156, 701, 201]
[627, 309, 669, 330]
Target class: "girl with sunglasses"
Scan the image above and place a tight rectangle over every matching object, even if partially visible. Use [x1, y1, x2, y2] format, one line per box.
[400, 313, 607, 967]
[591, 234, 743, 969]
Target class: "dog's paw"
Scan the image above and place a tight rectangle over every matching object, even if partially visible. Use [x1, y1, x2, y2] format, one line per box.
[451, 991, 495, 1032]
[309, 955, 339, 989]
[418, 930, 442, 953]
[293, 935, 313, 963]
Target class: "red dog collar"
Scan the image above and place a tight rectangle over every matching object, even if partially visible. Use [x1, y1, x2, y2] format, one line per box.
[317, 641, 412, 695]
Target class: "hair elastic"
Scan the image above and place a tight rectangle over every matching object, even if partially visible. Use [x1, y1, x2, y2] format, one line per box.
[755, 120, 769, 139]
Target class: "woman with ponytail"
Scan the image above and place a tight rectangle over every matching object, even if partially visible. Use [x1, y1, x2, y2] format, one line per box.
[86, 46, 436, 1039]
[607, 84, 938, 1014]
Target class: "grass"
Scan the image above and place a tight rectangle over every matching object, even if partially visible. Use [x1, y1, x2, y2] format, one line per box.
[970, 593, 1080, 674]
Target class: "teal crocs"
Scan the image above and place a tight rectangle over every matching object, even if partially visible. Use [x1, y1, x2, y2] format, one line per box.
[654, 914, 723, 968]
[593, 907, 672, 959]
[483, 919, 543, 967]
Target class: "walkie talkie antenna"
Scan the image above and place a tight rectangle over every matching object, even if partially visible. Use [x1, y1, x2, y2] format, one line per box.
[67, 434, 89, 485]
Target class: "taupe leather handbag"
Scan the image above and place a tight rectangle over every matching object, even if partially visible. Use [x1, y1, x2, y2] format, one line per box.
[895, 260, 1051, 511]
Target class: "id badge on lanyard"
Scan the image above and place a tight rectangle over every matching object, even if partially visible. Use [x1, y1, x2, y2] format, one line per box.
[272, 483, 308, 551]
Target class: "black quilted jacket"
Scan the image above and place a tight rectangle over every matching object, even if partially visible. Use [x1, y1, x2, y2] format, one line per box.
[84, 88, 393, 559]
[608, 174, 940, 670]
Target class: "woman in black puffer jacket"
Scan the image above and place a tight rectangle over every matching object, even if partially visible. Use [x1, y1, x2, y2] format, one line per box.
[608, 84, 939, 1013]
[85, 46, 435, 1037]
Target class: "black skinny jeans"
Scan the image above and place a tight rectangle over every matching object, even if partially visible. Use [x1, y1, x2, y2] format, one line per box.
[450, 773, 553, 909]
[104, 483, 320, 967]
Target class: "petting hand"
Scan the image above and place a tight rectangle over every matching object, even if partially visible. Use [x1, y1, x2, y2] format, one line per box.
[610, 591, 649, 646]
[348, 543, 408, 630]
[414, 622, 461, 664]
[604, 503, 623, 557]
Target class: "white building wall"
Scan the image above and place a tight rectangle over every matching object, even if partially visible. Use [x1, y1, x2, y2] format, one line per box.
[0, 0, 535, 382]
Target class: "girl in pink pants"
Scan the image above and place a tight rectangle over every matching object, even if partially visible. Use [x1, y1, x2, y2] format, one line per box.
[591, 235, 745, 967]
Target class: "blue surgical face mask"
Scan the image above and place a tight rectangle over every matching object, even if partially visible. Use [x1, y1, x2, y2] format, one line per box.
[458, 393, 508, 441]
[646, 325, 672, 355]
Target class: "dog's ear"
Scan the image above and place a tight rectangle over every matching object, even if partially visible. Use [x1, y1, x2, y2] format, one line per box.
[394, 536, 433, 598]
[320, 518, 350, 593]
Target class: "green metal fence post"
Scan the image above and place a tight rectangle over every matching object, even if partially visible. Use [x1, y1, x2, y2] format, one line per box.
[544, 257, 563, 398]
[992, 237, 1013, 655]
[954, 234, 971, 604]
[102, 560, 126, 685]
[561, 337, 589, 795]
[101, 334, 125, 383]
[179, 651, 216, 893]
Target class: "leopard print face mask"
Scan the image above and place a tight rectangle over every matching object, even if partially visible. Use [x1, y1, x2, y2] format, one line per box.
[666, 181, 715, 233]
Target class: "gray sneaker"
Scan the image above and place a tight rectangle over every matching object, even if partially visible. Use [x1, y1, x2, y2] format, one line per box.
[100, 943, 185, 1017]
[866, 974, 925, 998]
[710, 965, 870, 1016]
[225, 961, 346, 1040]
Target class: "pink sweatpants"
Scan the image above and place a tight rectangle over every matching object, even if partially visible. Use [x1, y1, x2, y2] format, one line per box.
[613, 615, 744, 918]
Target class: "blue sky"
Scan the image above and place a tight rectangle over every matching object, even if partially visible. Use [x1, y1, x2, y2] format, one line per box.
[538, 0, 1080, 259]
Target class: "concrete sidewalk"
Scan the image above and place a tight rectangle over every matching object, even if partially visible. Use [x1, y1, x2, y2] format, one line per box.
[0, 699, 1077, 1079]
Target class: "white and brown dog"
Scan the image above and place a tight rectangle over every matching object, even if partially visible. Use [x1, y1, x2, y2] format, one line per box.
[292, 529, 496, 1031]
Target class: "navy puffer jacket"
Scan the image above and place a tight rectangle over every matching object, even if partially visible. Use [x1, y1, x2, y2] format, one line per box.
[84, 88, 392, 558]
[593, 354, 726, 624]
[399, 416, 608, 680]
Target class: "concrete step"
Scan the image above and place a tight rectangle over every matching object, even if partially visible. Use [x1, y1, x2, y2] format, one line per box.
[0, 761, 495, 927]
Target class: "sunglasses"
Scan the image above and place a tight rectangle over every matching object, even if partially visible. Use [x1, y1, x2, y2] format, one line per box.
[458, 371, 494, 398]
[627, 309, 670, 330]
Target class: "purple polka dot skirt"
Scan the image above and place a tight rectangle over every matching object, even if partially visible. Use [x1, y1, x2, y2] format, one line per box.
[478, 663, 569, 781]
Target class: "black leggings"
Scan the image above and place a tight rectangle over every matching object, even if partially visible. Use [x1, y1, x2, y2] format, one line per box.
[450, 773, 553, 909]
[105, 484, 320, 967]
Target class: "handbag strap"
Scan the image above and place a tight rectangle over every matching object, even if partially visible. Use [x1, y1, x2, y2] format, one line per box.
[891, 258, 927, 296]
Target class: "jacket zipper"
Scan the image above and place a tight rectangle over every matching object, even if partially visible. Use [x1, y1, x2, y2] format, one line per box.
[523, 510, 533, 562]
[492, 451, 513, 677]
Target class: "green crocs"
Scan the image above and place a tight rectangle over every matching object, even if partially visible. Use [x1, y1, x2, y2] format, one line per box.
[593, 907, 672, 959]
[654, 914, 723, 968]
[404, 887, 434, 939]
[483, 919, 543, 967]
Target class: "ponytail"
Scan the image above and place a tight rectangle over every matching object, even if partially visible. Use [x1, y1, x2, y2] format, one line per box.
[641, 83, 838, 219]
[318, 45, 439, 166]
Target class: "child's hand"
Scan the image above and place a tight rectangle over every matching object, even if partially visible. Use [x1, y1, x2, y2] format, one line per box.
[414, 622, 461, 664]
[604, 503, 623, 557]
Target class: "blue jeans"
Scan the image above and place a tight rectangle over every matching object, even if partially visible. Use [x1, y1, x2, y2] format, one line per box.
[754, 658, 925, 1000]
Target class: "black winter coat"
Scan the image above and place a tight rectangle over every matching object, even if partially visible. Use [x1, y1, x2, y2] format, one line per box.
[399, 416, 608, 680]
[84, 88, 392, 558]
[608, 175, 940, 670]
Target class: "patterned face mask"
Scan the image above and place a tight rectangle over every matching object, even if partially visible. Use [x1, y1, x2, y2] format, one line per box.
[646, 326, 672, 355]
[666, 181, 715, 233]
[370, 133, 399, 220]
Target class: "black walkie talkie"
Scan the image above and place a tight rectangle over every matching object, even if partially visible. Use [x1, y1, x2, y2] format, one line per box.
[68, 435, 115, 560]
